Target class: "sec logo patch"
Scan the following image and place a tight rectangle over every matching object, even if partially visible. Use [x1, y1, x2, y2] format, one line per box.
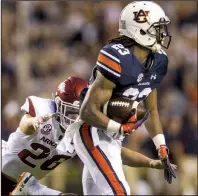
[41, 124, 52, 135]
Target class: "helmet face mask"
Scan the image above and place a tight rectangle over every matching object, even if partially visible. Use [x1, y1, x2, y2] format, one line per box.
[55, 96, 80, 130]
[146, 18, 171, 49]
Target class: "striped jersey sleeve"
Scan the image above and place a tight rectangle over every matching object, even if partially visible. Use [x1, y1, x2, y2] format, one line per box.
[96, 48, 122, 84]
[21, 96, 36, 117]
[21, 96, 56, 117]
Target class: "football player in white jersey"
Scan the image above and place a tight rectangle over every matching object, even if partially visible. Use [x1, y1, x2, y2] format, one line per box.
[2, 76, 88, 195]
[8, 77, 176, 195]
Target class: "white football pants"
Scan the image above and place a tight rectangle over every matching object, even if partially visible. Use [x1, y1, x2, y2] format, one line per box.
[73, 123, 130, 195]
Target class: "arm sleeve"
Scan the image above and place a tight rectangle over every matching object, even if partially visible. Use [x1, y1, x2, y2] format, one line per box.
[96, 47, 122, 84]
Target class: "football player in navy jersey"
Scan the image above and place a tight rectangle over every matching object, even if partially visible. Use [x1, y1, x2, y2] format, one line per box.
[73, 1, 176, 195]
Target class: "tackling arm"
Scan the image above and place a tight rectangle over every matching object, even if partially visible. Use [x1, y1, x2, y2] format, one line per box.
[122, 147, 152, 168]
[20, 114, 38, 135]
[19, 113, 56, 135]
[121, 147, 177, 170]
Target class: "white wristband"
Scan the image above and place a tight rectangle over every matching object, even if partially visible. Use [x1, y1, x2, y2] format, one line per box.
[107, 119, 121, 133]
[152, 134, 166, 149]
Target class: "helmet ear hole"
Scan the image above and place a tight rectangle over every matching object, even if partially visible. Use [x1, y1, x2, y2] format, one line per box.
[140, 29, 146, 35]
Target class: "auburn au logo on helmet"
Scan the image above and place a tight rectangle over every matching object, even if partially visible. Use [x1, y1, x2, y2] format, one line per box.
[133, 9, 150, 23]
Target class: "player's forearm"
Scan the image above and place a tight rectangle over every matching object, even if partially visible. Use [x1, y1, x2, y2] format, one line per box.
[80, 86, 111, 130]
[144, 109, 166, 149]
[144, 109, 163, 138]
[121, 147, 152, 168]
[144, 89, 166, 149]
[80, 104, 110, 130]
[80, 74, 116, 131]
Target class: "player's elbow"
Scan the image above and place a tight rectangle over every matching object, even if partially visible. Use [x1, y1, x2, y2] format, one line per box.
[149, 107, 159, 117]
[80, 106, 87, 121]
[80, 103, 96, 123]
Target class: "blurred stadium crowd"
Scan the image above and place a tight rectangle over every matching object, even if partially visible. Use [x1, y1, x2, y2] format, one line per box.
[2, 1, 197, 195]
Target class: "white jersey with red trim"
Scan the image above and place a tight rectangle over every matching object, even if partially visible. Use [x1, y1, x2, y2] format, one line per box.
[2, 96, 75, 180]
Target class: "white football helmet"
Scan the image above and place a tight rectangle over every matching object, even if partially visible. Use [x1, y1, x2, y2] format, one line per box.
[119, 1, 171, 51]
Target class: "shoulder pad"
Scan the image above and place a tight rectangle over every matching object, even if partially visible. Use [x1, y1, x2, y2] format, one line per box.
[96, 44, 122, 83]
[21, 96, 56, 117]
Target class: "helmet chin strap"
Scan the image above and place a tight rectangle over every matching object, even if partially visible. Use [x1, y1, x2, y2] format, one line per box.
[136, 34, 162, 52]
[136, 40, 161, 52]
[142, 38, 161, 52]
[150, 43, 161, 52]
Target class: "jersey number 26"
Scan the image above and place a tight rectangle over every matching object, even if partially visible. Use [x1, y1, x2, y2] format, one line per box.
[18, 143, 70, 171]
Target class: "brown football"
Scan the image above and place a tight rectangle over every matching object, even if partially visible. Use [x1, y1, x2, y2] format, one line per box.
[103, 97, 146, 124]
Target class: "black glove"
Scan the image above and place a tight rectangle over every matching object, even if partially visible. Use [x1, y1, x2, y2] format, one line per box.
[158, 145, 176, 184]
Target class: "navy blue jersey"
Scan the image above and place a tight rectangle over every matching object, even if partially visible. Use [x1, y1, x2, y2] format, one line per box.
[89, 43, 168, 102]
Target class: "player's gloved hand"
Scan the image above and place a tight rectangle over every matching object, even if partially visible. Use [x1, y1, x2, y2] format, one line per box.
[33, 113, 57, 130]
[158, 145, 176, 184]
[119, 110, 150, 136]
[149, 159, 177, 170]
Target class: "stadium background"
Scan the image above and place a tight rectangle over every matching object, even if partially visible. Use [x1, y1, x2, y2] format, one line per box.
[2, 1, 197, 195]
